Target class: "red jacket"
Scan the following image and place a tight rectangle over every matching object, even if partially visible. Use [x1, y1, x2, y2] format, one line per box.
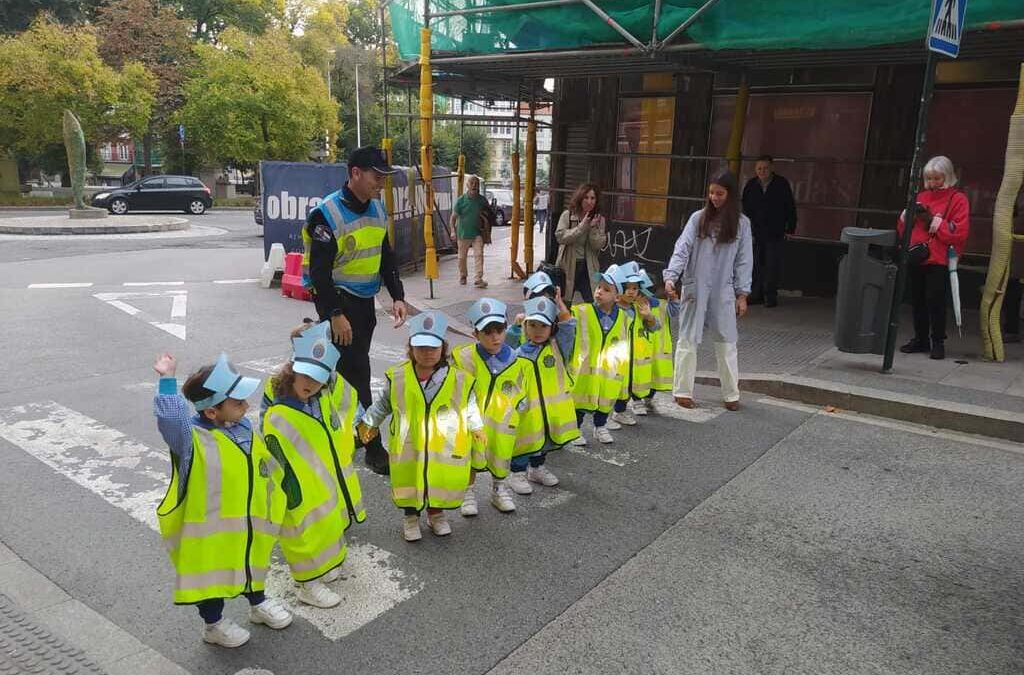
[897, 188, 970, 267]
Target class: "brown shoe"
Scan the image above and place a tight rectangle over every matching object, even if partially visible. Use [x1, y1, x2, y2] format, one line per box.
[474, 279, 489, 288]
[724, 401, 740, 411]
[674, 396, 696, 409]
[459, 277, 467, 286]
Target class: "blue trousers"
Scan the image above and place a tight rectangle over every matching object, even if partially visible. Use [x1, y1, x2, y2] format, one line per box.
[511, 450, 548, 472]
[614, 391, 655, 412]
[577, 410, 608, 428]
[197, 591, 265, 624]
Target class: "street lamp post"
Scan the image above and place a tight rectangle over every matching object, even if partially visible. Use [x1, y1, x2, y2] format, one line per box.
[355, 62, 362, 148]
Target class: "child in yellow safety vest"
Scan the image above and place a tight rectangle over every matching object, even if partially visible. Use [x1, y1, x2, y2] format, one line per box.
[610, 262, 662, 427]
[358, 311, 487, 542]
[153, 352, 291, 649]
[639, 269, 675, 398]
[262, 320, 366, 610]
[452, 298, 532, 516]
[570, 264, 634, 445]
[504, 288, 581, 496]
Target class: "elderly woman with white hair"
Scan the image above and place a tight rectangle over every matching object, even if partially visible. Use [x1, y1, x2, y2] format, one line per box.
[897, 155, 971, 360]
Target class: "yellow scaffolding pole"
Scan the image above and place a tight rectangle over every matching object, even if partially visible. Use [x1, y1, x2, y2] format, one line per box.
[726, 75, 750, 176]
[524, 118, 537, 274]
[382, 137, 396, 247]
[457, 153, 465, 198]
[510, 150, 526, 279]
[419, 27, 438, 292]
[981, 64, 1024, 362]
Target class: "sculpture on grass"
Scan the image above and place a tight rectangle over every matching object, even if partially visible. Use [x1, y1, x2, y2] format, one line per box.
[62, 109, 88, 211]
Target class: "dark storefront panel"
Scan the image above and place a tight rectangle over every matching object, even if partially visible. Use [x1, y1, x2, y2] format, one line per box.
[923, 87, 1023, 257]
[710, 92, 874, 242]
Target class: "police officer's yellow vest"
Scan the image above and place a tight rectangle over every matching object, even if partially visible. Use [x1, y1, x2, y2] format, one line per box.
[302, 191, 387, 298]
[387, 363, 478, 510]
[650, 302, 674, 392]
[515, 341, 580, 455]
[262, 376, 366, 582]
[570, 303, 629, 413]
[452, 344, 529, 477]
[626, 306, 654, 399]
[157, 427, 285, 605]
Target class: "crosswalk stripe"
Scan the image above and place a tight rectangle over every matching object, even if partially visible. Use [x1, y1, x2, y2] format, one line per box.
[0, 400, 420, 642]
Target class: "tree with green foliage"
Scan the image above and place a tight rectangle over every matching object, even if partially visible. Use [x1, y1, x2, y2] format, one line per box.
[177, 27, 339, 169]
[0, 0, 105, 34]
[95, 0, 193, 174]
[0, 17, 156, 181]
[174, 0, 282, 42]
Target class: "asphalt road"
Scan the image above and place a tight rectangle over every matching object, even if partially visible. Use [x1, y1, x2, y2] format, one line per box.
[0, 212, 1021, 675]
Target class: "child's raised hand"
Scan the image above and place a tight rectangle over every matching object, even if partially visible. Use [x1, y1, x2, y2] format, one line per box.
[357, 422, 379, 444]
[513, 312, 526, 326]
[555, 285, 569, 313]
[153, 353, 177, 378]
[471, 429, 487, 446]
[636, 297, 652, 317]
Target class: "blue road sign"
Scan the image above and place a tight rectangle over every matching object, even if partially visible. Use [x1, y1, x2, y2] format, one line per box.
[928, 0, 968, 58]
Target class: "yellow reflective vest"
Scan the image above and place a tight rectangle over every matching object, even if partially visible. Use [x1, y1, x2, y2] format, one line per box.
[262, 375, 366, 582]
[302, 191, 388, 298]
[650, 301, 674, 392]
[387, 363, 479, 510]
[157, 426, 285, 605]
[452, 344, 529, 478]
[570, 303, 629, 413]
[625, 306, 654, 399]
[514, 341, 581, 455]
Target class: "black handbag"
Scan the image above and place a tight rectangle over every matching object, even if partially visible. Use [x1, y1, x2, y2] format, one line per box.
[538, 261, 566, 297]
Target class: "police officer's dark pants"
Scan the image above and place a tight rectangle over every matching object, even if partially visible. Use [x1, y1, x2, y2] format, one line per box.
[331, 293, 388, 468]
[751, 237, 784, 304]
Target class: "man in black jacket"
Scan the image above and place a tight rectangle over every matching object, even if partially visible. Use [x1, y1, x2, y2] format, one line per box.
[741, 155, 797, 308]
[306, 147, 407, 474]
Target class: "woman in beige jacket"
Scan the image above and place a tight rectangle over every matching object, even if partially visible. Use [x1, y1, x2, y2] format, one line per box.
[555, 183, 608, 302]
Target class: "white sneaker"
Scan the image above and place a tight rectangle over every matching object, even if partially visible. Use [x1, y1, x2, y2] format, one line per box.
[569, 435, 588, 447]
[202, 618, 250, 648]
[611, 410, 637, 426]
[249, 597, 293, 630]
[527, 465, 559, 487]
[490, 480, 517, 512]
[507, 471, 533, 495]
[427, 511, 452, 536]
[403, 514, 423, 541]
[460, 487, 478, 517]
[594, 426, 614, 444]
[321, 566, 341, 584]
[297, 580, 341, 608]
[605, 418, 623, 430]
[631, 399, 649, 416]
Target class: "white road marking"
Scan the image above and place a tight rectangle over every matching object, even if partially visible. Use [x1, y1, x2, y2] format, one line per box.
[757, 396, 1024, 457]
[122, 281, 185, 287]
[567, 443, 638, 467]
[649, 393, 725, 423]
[0, 400, 421, 642]
[531, 489, 576, 509]
[213, 278, 260, 284]
[94, 290, 188, 341]
[27, 282, 93, 289]
[122, 382, 156, 393]
[265, 543, 423, 641]
[239, 356, 285, 375]
[0, 401, 169, 531]
[369, 344, 409, 362]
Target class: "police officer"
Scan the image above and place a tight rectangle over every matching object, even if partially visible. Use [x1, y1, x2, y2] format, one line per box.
[305, 146, 408, 475]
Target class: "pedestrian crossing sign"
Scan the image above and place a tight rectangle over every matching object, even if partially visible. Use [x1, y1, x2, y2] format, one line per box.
[928, 0, 968, 58]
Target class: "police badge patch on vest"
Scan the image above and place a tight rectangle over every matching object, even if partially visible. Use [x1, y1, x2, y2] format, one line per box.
[259, 459, 271, 478]
[343, 235, 357, 252]
[501, 381, 518, 397]
[543, 354, 556, 368]
[312, 222, 333, 242]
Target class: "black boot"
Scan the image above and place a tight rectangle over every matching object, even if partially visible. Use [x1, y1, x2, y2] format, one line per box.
[899, 338, 930, 354]
[364, 446, 390, 475]
[930, 341, 945, 360]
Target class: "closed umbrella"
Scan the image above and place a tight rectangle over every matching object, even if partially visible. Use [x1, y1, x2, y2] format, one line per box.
[948, 245, 963, 338]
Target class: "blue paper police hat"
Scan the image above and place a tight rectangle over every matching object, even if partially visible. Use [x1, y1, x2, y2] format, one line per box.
[523, 296, 557, 326]
[523, 271, 554, 297]
[593, 264, 642, 295]
[291, 321, 340, 384]
[466, 298, 508, 331]
[194, 353, 261, 411]
[408, 311, 448, 347]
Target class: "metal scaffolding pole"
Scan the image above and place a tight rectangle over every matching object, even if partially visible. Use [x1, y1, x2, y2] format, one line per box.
[578, 0, 647, 51]
[432, 0, 578, 18]
[657, 0, 723, 51]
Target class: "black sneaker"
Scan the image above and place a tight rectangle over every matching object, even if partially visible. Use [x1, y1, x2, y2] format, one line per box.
[364, 448, 390, 475]
[899, 338, 930, 354]
[930, 342, 945, 360]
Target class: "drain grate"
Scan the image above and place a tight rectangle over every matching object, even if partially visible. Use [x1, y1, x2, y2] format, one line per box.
[0, 593, 106, 675]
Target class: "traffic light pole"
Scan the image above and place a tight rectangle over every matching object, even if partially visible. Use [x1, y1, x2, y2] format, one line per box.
[881, 50, 938, 373]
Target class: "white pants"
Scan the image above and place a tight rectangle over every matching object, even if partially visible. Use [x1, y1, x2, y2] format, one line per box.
[672, 338, 740, 403]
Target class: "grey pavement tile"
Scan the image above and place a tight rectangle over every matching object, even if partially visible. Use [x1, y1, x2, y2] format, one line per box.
[0, 558, 70, 612]
[0, 542, 16, 565]
[105, 648, 191, 675]
[35, 599, 153, 668]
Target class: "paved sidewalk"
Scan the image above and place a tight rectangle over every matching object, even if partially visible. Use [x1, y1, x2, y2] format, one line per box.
[401, 233, 1024, 438]
[0, 540, 188, 674]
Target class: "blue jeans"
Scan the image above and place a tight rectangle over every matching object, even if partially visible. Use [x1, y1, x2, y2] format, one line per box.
[615, 391, 655, 412]
[511, 451, 548, 472]
[577, 410, 608, 428]
[197, 591, 265, 624]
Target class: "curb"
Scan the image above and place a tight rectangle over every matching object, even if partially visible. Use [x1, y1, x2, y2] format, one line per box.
[0, 218, 189, 235]
[695, 372, 1024, 443]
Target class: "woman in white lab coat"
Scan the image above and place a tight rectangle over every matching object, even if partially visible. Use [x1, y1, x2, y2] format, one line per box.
[663, 171, 753, 411]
